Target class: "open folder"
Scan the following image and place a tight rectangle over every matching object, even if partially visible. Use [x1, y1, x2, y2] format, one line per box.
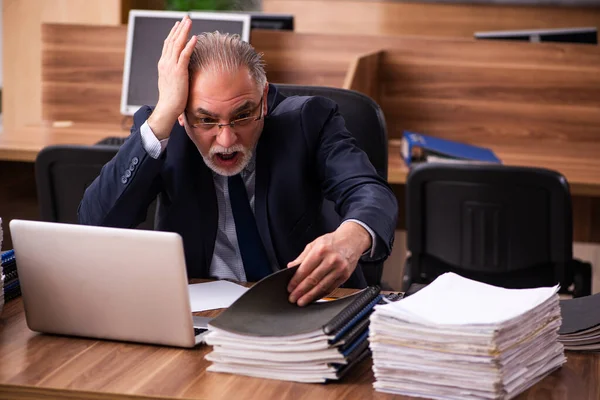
[205, 266, 382, 383]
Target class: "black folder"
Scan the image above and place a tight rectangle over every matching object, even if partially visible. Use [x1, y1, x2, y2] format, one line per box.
[209, 266, 381, 338]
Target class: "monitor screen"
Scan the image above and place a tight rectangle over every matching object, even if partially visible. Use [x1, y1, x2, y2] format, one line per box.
[249, 13, 294, 31]
[474, 27, 598, 45]
[121, 10, 251, 116]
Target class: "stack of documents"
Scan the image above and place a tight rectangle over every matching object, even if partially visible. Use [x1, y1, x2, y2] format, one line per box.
[1, 250, 19, 303]
[558, 293, 600, 351]
[369, 273, 565, 399]
[204, 267, 381, 383]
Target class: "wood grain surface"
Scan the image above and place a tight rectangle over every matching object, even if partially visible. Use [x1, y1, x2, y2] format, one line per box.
[1, 23, 600, 242]
[0, 295, 598, 400]
[263, 0, 600, 39]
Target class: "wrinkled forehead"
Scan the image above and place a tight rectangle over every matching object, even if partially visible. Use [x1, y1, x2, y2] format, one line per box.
[187, 67, 263, 115]
[190, 65, 262, 96]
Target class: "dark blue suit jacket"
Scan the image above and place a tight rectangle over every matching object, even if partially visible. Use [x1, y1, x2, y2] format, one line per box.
[78, 84, 398, 287]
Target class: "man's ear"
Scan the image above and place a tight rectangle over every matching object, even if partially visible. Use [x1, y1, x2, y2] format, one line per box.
[177, 113, 185, 127]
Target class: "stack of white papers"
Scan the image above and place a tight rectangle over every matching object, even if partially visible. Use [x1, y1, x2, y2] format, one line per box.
[205, 328, 366, 383]
[369, 273, 565, 400]
[203, 268, 379, 383]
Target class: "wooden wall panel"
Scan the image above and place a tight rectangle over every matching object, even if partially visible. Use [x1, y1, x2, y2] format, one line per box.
[264, 0, 600, 38]
[343, 51, 383, 104]
[41, 27, 375, 124]
[251, 30, 373, 88]
[41, 24, 127, 124]
[375, 37, 600, 142]
[40, 25, 600, 146]
[2, 0, 121, 131]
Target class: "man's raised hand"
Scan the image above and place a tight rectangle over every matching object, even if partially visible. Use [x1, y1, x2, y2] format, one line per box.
[147, 16, 197, 140]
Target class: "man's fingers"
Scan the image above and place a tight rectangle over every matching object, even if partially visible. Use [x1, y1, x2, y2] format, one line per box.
[288, 251, 328, 303]
[162, 21, 179, 57]
[286, 243, 317, 293]
[297, 273, 347, 307]
[166, 17, 187, 58]
[173, 17, 191, 55]
[287, 242, 312, 269]
[179, 35, 197, 65]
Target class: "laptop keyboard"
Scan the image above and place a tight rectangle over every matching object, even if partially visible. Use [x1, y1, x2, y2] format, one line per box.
[194, 327, 208, 336]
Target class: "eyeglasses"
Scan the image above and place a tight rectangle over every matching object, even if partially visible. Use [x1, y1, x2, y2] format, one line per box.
[185, 97, 264, 133]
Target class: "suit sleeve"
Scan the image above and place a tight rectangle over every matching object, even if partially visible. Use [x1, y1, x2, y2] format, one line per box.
[301, 97, 398, 261]
[77, 106, 165, 228]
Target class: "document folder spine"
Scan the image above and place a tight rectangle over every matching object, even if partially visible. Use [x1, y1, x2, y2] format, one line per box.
[341, 330, 370, 358]
[1, 249, 15, 264]
[335, 315, 371, 349]
[330, 293, 382, 341]
[323, 286, 381, 335]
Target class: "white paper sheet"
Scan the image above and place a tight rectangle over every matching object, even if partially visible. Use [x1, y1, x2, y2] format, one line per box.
[377, 272, 559, 326]
[188, 280, 248, 312]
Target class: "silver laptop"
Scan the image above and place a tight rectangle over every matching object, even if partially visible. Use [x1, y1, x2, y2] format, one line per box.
[9, 219, 210, 348]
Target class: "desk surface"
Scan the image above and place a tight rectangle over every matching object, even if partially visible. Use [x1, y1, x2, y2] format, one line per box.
[3, 124, 600, 197]
[0, 296, 599, 400]
[387, 139, 600, 197]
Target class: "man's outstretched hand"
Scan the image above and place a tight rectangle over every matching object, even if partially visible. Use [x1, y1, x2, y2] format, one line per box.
[286, 221, 371, 306]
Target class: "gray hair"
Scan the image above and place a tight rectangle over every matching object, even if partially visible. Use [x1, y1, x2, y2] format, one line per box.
[188, 32, 267, 91]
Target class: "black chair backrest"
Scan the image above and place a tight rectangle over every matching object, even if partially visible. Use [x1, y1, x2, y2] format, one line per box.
[276, 84, 388, 180]
[276, 85, 389, 286]
[406, 163, 572, 289]
[35, 144, 157, 230]
[35, 145, 119, 223]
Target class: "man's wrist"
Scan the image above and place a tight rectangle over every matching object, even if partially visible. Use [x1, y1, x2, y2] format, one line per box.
[340, 221, 371, 255]
[340, 219, 378, 258]
[147, 108, 177, 140]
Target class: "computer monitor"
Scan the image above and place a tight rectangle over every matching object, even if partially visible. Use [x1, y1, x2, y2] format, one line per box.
[249, 12, 294, 31]
[121, 10, 251, 116]
[474, 27, 598, 45]
[191, 10, 294, 32]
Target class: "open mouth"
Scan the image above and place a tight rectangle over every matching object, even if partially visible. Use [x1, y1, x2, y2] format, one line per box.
[215, 151, 240, 164]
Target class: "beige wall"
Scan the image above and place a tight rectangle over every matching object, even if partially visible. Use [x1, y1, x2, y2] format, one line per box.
[2, 0, 121, 131]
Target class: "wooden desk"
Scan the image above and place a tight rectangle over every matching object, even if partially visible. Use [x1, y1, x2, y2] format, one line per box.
[0, 123, 128, 162]
[2, 123, 600, 243]
[0, 297, 599, 400]
[3, 125, 600, 198]
[388, 140, 600, 198]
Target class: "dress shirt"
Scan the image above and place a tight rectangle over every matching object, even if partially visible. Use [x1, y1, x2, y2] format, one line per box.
[140, 121, 377, 281]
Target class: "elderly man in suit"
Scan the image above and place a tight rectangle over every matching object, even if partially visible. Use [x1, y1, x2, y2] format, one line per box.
[79, 16, 397, 306]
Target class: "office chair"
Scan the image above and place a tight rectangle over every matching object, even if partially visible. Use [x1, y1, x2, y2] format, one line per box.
[402, 163, 592, 298]
[35, 144, 156, 230]
[277, 85, 389, 286]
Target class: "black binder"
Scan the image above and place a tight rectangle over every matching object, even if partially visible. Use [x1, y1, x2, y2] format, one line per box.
[209, 266, 381, 338]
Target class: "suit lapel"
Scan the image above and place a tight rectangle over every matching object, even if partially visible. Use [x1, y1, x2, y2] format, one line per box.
[255, 123, 279, 270]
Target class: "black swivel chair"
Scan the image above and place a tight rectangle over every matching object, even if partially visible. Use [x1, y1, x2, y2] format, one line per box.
[35, 144, 156, 230]
[276, 85, 389, 286]
[402, 163, 592, 298]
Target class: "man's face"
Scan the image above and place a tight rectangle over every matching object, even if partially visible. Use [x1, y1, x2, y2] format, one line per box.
[178, 67, 268, 176]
